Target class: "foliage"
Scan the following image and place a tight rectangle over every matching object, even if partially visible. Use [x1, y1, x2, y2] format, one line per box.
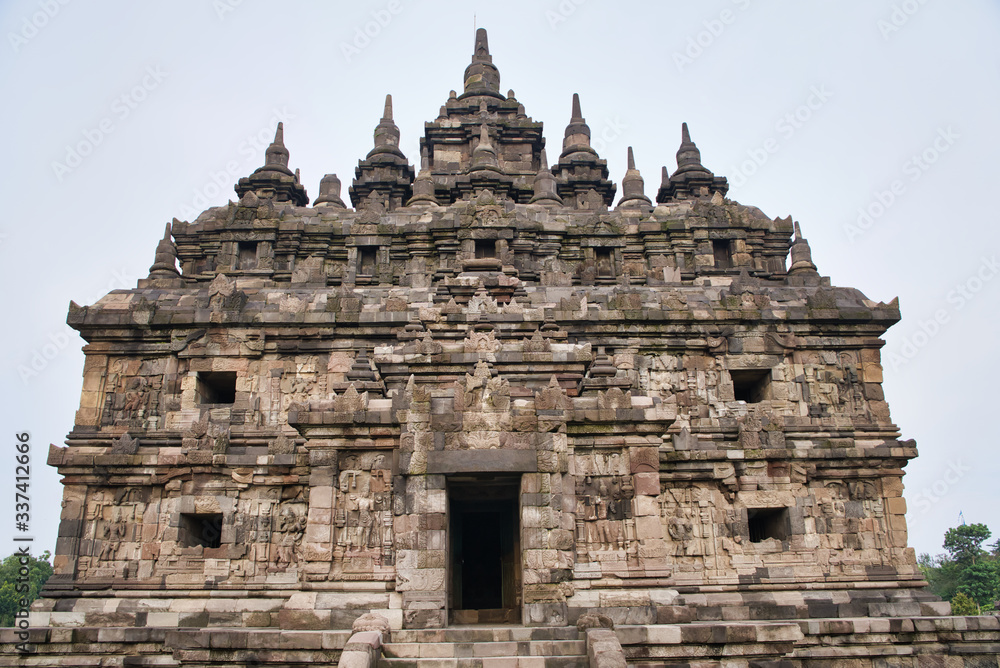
[950, 591, 979, 616]
[957, 561, 1000, 609]
[943, 523, 992, 565]
[920, 552, 962, 601]
[922, 524, 999, 615]
[0, 550, 53, 627]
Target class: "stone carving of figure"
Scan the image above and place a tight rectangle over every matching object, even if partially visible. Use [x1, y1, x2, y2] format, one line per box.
[274, 509, 306, 569]
[667, 508, 696, 556]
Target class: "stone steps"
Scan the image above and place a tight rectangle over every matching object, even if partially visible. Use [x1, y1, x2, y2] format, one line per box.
[379, 626, 587, 668]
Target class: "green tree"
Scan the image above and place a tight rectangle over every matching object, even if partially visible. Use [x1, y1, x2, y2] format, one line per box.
[919, 552, 961, 601]
[943, 523, 992, 566]
[951, 591, 979, 615]
[0, 550, 53, 627]
[957, 561, 1000, 610]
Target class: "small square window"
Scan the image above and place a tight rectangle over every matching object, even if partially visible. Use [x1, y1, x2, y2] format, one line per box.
[179, 513, 223, 549]
[196, 371, 237, 405]
[713, 240, 732, 269]
[238, 241, 258, 270]
[358, 247, 378, 275]
[747, 507, 788, 543]
[730, 369, 771, 403]
[475, 240, 496, 259]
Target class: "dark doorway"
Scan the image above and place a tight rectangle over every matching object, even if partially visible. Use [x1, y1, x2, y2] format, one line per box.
[449, 477, 520, 624]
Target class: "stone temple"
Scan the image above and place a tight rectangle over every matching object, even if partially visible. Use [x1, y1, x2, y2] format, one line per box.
[9, 28, 1000, 668]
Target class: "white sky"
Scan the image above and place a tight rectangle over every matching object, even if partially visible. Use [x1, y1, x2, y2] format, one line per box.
[1, 1, 998, 563]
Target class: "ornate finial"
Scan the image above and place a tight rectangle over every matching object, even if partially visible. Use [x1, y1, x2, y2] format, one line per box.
[676, 122, 703, 171]
[406, 150, 440, 207]
[656, 123, 729, 203]
[314, 174, 347, 208]
[372, 94, 402, 152]
[530, 148, 563, 206]
[473, 27, 490, 61]
[618, 146, 651, 209]
[562, 93, 593, 156]
[350, 96, 414, 210]
[788, 221, 818, 275]
[236, 121, 309, 205]
[383, 93, 393, 121]
[148, 222, 180, 279]
[463, 27, 502, 98]
[264, 122, 290, 168]
[470, 123, 501, 173]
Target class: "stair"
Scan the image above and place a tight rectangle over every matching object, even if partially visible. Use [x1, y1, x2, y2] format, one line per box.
[379, 626, 587, 668]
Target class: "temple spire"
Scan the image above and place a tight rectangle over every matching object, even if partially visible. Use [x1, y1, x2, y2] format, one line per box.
[147, 222, 180, 279]
[264, 123, 290, 170]
[236, 123, 309, 206]
[370, 94, 403, 156]
[313, 174, 347, 208]
[462, 28, 502, 99]
[553, 92, 616, 207]
[675, 122, 704, 173]
[406, 151, 440, 207]
[383, 93, 393, 121]
[617, 146, 651, 210]
[656, 122, 729, 203]
[470, 124, 501, 173]
[788, 221, 819, 276]
[530, 149, 563, 206]
[561, 93, 593, 157]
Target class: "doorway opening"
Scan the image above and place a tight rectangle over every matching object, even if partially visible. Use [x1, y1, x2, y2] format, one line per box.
[448, 476, 521, 624]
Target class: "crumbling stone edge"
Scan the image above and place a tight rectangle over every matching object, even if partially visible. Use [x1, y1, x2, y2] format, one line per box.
[338, 613, 391, 668]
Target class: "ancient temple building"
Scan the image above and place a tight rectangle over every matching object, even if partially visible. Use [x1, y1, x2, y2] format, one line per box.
[11, 28, 1000, 668]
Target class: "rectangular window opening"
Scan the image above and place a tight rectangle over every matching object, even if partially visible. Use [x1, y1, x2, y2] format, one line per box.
[730, 369, 771, 403]
[713, 240, 732, 269]
[179, 513, 223, 549]
[238, 241, 258, 270]
[475, 240, 497, 259]
[595, 248, 614, 277]
[358, 246, 378, 275]
[196, 371, 237, 405]
[748, 507, 789, 543]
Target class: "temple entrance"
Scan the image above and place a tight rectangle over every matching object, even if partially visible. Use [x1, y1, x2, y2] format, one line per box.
[448, 477, 521, 624]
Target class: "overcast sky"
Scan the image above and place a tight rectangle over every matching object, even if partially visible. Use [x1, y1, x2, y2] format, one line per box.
[1, 1, 997, 563]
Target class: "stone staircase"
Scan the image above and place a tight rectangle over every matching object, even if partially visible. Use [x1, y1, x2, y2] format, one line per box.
[378, 626, 588, 668]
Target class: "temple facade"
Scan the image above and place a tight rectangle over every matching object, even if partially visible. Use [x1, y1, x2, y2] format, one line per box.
[12, 28, 1000, 668]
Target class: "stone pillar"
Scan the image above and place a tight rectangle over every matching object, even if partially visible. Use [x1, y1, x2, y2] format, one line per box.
[395, 474, 447, 628]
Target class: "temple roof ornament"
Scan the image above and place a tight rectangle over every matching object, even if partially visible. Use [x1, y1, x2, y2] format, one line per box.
[235, 123, 309, 206]
[656, 122, 729, 203]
